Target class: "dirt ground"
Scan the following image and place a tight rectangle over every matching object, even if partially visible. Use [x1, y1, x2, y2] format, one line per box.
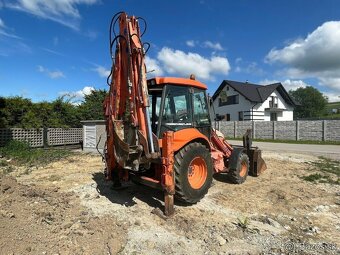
[1, 150, 339, 255]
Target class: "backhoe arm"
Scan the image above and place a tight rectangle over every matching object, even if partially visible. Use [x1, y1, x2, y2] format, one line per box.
[104, 12, 158, 179]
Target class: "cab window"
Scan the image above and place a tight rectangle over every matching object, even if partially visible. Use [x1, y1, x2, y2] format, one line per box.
[159, 85, 192, 135]
[193, 89, 210, 126]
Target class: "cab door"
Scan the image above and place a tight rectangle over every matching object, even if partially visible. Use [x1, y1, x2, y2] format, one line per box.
[157, 85, 193, 137]
[192, 88, 211, 138]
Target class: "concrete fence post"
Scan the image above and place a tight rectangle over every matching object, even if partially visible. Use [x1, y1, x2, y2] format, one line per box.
[273, 121, 276, 140]
[234, 121, 237, 138]
[252, 121, 256, 139]
[43, 127, 48, 148]
[296, 121, 299, 141]
[322, 120, 326, 141]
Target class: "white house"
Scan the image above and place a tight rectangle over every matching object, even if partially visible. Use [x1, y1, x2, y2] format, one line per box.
[211, 80, 297, 121]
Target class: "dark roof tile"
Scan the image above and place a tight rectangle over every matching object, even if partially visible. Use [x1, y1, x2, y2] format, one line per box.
[212, 80, 296, 107]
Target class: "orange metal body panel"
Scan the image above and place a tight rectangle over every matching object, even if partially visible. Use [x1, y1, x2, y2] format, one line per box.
[152, 77, 207, 90]
[158, 128, 210, 152]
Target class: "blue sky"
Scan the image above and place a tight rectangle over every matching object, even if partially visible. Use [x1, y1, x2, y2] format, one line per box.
[0, 0, 340, 102]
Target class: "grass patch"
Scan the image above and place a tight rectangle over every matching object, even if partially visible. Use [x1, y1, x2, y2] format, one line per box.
[302, 157, 340, 185]
[48, 174, 62, 182]
[226, 137, 340, 145]
[1, 165, 15, 174]
[237, 217, 249, 231]
[0, 159, 8, 167]
[0, 140, 72, 167]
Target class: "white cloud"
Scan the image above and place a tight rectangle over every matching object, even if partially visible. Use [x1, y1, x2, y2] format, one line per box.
[59, 86, 94, 103]
[186, 40, 196, 47]
[318, 76, 340, 91]
[37, 65, 65, 79]
[84, 30, 98, 40]
[323, 91, 340, 103]
[157, 47, 230, 81]
[77, 86, 94, 97]
[260, 78, 340, 102]
[282, 79, 308, 91]
[145, 56, 164, 76]
[235, 59, 264, 76]
[186, 40, 224, 51]
[93, 65, 110, 78]
[0, 18, 4, 28]
[0, 17, 21, 39]
[260, 79, 307, 91]
[41, 47, 64, 56]
[5, 0, 99, 30]
[202, 41, 224, 51]
[265, 21, 340, 92]
[235, 57, 242, 64]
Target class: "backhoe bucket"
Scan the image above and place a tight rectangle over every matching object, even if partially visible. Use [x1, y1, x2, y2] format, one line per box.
[112, 120, 142, 171]
[247, 148, 267, 177]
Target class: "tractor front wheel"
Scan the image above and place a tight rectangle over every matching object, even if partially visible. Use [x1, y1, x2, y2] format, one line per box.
[174, 142, 213, 203]
[228, 152, 249, 184]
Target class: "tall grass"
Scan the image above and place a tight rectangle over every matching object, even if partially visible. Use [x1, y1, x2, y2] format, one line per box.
[0, 140, 72, 166]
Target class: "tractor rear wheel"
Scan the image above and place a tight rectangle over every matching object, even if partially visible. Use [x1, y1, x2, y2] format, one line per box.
[174, 142, 213, 203]
[228, 152, 249, 184]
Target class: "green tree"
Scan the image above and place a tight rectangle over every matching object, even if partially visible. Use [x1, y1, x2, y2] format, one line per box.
[50, 97, 81, 127]
[0, 96, 32, 128]
[79, 89, 107, 121]
[0, 97, 7, 128]
[21, 109, 43, 128]
[20, 97, 81, 128]
[289, 86, 328, 119]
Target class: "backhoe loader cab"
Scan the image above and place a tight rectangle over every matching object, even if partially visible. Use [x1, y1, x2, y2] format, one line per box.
[147, 77, 211, 139]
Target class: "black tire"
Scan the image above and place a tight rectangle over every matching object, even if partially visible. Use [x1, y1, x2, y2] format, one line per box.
[228, 152, 249, 184]
[174, 142, 213, 203]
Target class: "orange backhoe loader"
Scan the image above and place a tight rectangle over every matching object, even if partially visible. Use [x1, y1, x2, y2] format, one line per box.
[103, 12, 266, 216]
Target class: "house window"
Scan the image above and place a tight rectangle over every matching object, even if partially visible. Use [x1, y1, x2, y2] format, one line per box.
[225, 114, 230, 121]
[219, 95, 239, 106]
[269, 96, 278, 108]
[238, 111, 244, 121]
[270, 112, 277, 121]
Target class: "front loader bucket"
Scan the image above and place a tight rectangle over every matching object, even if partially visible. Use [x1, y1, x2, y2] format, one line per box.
[247, 148, 267, 177]
[242, 129, 266, 177]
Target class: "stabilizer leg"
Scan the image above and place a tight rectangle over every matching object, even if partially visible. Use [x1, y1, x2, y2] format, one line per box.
[162, 131, 175, 216]
[164, 192, 174, 216]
